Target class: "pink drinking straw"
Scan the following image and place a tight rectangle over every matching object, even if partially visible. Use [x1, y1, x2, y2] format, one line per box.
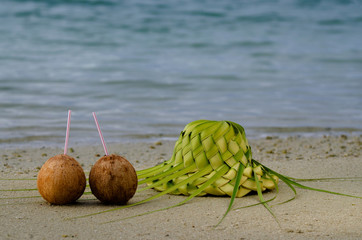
[92, 112, 109, 156]
[64, 110, 71, 155]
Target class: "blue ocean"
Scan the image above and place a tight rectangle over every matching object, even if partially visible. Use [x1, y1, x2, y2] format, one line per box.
[1, 0, 362, 147]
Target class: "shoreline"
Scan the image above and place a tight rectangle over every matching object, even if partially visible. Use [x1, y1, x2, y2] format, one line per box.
[1, 126, 361, 150]
[1, 135, 361, 239]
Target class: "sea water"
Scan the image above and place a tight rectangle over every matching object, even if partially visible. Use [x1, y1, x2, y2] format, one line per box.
[1, 0, 362, 147]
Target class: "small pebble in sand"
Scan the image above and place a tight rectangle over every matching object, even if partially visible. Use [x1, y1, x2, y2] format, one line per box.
[340, 135, 348, 140]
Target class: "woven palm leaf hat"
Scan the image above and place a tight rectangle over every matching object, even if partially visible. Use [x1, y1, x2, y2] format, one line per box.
[138, 120, 278, 198]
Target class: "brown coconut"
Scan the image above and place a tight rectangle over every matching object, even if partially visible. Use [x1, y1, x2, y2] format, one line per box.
[37, 154, 86, 205]
[89, 154, 138, 205]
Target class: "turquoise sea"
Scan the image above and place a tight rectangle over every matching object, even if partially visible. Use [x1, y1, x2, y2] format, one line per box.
[1, 0, 362, 147]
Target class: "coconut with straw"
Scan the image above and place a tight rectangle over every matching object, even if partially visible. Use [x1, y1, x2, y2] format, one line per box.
[37, 110, 86, 205]
[89, 112, 138, 205]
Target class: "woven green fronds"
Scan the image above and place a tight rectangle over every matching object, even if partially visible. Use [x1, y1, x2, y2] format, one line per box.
[138, 120, 278, 197]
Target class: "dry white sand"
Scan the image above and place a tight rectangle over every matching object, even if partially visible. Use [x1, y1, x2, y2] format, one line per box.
[1, 135, 361, 240]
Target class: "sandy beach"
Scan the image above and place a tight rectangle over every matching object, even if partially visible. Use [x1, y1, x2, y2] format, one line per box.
[1, 135, 361, 240]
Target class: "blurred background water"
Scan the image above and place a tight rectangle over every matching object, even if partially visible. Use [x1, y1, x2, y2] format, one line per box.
[1, 0, 362, 147]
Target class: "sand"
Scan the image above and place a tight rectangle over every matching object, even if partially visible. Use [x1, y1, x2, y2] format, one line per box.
[1, 135, 361, 240]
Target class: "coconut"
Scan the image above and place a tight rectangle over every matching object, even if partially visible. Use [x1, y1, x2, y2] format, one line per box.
[37, 154, 86, 205]
[89, 154, 138, 205]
